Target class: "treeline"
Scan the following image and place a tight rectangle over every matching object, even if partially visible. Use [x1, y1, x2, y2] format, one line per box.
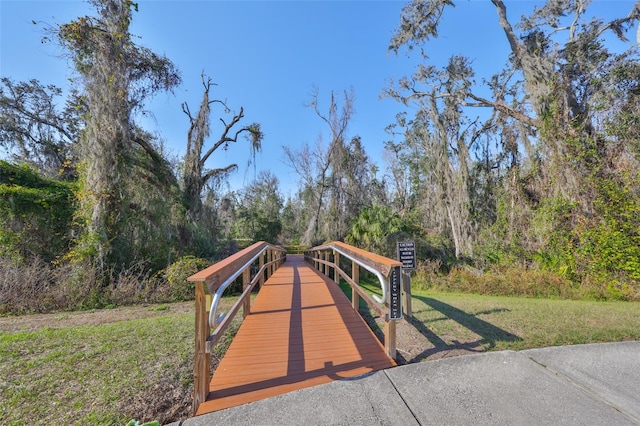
[2, 0, 640, 314]
[279, 1, 640, 301]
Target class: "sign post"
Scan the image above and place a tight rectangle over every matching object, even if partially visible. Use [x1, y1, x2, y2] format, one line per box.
[397, 241, 416, 317]
[388, 265, 402, 320]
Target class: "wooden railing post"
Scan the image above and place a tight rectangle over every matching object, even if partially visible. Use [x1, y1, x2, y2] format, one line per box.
[194, 280, 211, 414]
[351, 260, 360, 311]
[384, 317, 397, 359]
[269, 250, 274, 276]
[242, 267, 251, 319]
[403, 270, 412, 318]
[259, 252, 265, 287]
[323, 251, 328, 275]
[333, 250, 340, 283]
[265, 250, 270, 278]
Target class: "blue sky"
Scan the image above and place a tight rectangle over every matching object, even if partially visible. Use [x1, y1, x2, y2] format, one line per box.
[1, 1, 637, 196]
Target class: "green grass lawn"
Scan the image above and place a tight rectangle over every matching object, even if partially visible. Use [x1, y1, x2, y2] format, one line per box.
[408, 290, 640, 352]
[1, 292, 639, 424]
[1, 314, 195, 425]
[0, 300, 242, 426]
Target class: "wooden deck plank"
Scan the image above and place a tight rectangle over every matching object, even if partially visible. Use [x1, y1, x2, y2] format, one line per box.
[195, 255, 396, 416]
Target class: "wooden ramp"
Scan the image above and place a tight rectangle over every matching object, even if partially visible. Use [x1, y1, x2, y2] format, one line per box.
[196, 254, 396, 415]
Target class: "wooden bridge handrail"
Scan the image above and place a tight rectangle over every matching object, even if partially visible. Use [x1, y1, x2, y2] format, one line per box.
[307, 241, 402, 277]
[188, 241, 286, 292]
[189, 241, 287, 415]
[304, 241, 403, 359]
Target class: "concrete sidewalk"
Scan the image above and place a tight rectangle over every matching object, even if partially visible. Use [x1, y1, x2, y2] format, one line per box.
[172, 341, 640, 425]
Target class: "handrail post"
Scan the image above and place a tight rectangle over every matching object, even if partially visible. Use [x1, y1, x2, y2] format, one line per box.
[270, 250, 275, 277]
[259, 252, 265, 287]
[242, 267, 251, 319]
[323, 251, 328, 275]
[193, 280, 211, 415]
[333, 250, 340, 283]
[351, 260, 360, 311]
[266, 249, 270, 278]
[384, 315, 397, 359]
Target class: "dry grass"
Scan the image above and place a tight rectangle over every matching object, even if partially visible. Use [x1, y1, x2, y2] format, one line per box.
[0, 256, 214, 315]
[413, 261, 640, 301]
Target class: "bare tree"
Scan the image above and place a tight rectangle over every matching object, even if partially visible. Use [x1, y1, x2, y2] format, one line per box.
[285, 89, 352, 244]
[285, 88, 384, 245]
[181, 74, 263, 217]
[0, 78, 80, 179]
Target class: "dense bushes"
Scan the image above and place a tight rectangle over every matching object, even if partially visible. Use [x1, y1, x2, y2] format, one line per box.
[413, 261, 640, 301]
[0, 161, 75, 262]
[0, 255, 213, 315]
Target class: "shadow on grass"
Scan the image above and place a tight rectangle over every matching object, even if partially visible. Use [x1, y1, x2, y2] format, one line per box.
[338, 279, 522, 364]
[400, 295, 522, 364]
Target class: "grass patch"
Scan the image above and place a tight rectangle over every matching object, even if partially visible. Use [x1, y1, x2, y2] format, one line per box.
[336, 272, 639, 356]
[147, 304, 170, 312]
[3, 283, 639, 424]
[0, 298, 242, 425]
[408, 289, 640, 352]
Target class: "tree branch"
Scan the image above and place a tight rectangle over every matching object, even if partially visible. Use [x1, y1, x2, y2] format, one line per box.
[201, 164, 237, 187]
[201, 106, 244, 165]
[466, 92, 538, 128]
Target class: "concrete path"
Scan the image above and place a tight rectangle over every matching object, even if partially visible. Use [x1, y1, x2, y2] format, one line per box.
[171, 341, 640, 425]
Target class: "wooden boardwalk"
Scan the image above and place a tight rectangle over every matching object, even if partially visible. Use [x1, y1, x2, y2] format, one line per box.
[195, 254, 396, 415]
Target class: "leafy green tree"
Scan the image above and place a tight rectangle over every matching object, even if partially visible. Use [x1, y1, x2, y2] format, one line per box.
[279, 196, 306, 245]
[385, 56, 495, 258]
[346, 205, 405, 256]
[234, 171, 282, 243]
[387, 0, 640, 291]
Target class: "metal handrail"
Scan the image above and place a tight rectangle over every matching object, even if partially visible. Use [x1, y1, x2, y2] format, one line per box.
[208, 248, 284, 329]
[305, 241, 402, 305]
[329, 245, 387, 304]
[208, 248, 264, 328]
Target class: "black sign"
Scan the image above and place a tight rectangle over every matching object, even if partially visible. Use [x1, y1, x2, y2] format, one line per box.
[397, 241, 416, 270]
[389, 266, 402, 320]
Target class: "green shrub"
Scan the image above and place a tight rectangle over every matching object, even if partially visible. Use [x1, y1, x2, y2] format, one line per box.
[414, 263, 584, 300]
[161, 256, 211, 302]
[0, 161, 76, 262]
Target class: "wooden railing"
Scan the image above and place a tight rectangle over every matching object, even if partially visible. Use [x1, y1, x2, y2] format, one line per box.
[187, 241, 287, 414]
[304, 241, 404, 359]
